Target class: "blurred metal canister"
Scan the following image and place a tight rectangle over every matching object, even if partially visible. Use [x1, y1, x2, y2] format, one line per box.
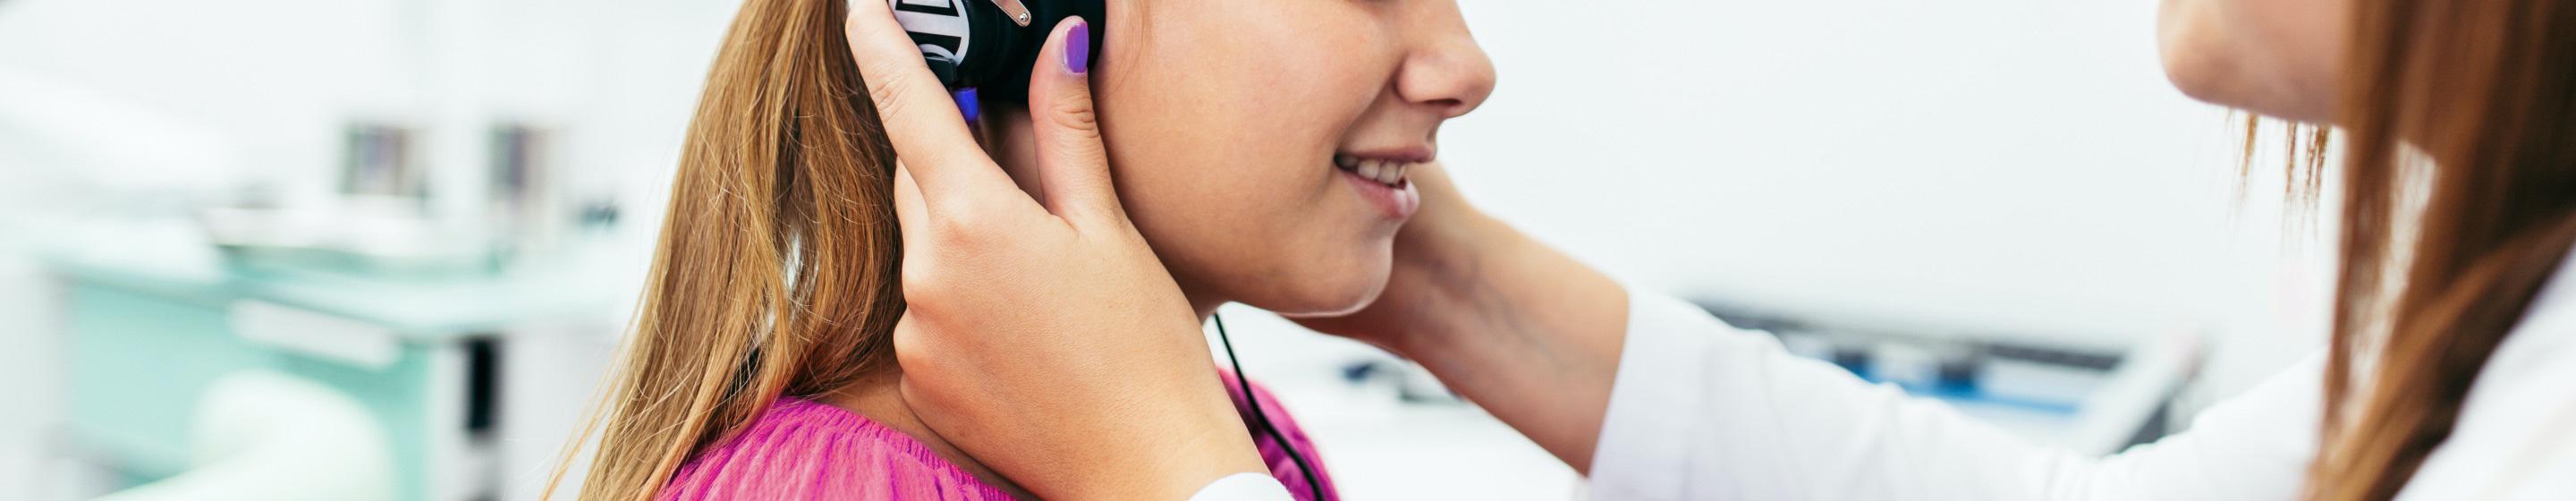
[339, 123, 423, 199]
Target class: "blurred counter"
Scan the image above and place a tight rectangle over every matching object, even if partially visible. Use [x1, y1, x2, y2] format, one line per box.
[41, 247, 626, 501]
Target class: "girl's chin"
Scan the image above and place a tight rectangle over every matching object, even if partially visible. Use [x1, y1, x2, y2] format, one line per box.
[1258, 275, 1393, 318]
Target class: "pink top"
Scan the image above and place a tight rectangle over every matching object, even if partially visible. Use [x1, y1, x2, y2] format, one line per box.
[663, 374, 1339, 500]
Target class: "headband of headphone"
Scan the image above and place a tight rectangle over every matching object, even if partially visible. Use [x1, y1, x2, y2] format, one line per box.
[885, 0, 1106, 100]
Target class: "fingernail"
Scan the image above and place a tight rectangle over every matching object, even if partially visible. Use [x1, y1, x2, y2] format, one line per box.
[1065, 19, 1091, 74]
[952, 88, 981, 123]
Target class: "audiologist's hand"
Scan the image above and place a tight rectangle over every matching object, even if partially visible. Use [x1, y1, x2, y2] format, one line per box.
[1288, 160, 1632, 472]
[1287, 161, 1495, 349]
[844, 4, 1267, 499]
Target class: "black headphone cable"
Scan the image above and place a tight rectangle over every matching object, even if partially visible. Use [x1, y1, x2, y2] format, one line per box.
[1212, 312, 1326, 500]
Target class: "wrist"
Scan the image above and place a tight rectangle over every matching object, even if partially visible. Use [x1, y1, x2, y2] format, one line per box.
[1063, 377, 1270, 500]
[1379, 213, 1631, 471]
[1375, 209, 1525, 357]
[1131, 445, 1268, 500]
[1092, 453, 1262, 500]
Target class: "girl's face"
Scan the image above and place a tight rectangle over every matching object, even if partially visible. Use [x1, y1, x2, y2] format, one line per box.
[2156, 0, 2351, 122]
[1087, 0, 1494, 315]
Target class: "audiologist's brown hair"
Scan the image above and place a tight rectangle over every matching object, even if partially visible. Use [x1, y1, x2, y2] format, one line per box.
[2303, 0, 2576, 498]
[545, 0, 909, 498]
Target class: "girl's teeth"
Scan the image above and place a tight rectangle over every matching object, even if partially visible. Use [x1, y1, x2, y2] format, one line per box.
[1336, 155, 1411, 185]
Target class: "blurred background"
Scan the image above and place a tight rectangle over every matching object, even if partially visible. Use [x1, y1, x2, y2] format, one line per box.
[0, 0, 2332, 499]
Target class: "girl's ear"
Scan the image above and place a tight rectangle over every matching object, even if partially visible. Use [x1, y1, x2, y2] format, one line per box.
[975, 101, 1053, 203]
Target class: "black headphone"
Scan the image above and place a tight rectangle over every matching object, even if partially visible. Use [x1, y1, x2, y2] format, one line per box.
[886, 0, 1106, 100]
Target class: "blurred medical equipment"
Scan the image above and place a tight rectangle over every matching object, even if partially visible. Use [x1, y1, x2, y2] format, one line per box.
[8, 13, 631, 497]
[41, 242, 623, 501]
[22, 102, 624, 501]
[1306, 294, 2200, 457]
[194, 120, 578, 277]
[1259, 293, 2203, 501]
[1337, 359, 1466, 405]
[339, 123, 424, 199]
[91, 370, 394, 501]
[1694, 298, 2204, 454]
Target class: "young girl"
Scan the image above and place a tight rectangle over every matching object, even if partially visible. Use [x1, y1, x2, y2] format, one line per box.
[555, 0, 1494, 499]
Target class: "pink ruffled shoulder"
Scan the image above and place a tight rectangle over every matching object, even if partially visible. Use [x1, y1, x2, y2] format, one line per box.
[660, 398, 1015, 501]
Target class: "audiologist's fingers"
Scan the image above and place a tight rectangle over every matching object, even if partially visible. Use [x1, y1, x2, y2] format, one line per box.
[1024, 17, 1124, 224]
[844, 0, 1018, 198]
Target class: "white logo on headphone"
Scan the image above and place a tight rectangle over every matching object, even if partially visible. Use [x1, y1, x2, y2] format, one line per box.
[888, 0, 974, 63]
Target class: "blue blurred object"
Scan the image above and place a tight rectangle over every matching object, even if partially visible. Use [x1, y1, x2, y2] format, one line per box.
[1692, 298, 2202, 455]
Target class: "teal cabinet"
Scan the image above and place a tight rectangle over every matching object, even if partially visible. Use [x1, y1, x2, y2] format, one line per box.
[65, 283, 444, 499]
[51, 256, 612, 501]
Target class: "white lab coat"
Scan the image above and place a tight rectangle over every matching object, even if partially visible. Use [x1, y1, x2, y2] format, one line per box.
[1201, 252, 2576, 500]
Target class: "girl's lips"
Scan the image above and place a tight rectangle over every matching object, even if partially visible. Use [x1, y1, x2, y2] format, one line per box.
[1339, 168, 1420, 220]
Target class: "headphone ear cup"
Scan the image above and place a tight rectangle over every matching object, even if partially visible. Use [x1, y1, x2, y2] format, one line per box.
[885, 0, 1104, 97]
[885, 0, 987, 88]
[977, 0, 1105, 99]
[922, 58, 963, 86]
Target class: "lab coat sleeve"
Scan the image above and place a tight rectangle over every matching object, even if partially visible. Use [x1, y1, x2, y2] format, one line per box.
[1589, 290, 2324, 500]
[1188, 472, 1297, 501]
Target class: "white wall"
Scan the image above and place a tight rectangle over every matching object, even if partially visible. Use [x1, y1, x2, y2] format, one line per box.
[0, 0, 2318, 346]
[0, 0, 415, 206]
[1442, 0, 2301, 346]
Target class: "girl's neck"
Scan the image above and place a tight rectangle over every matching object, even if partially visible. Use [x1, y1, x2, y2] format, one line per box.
[1187, 292, 1224, 320]
[814, 369, 1035, 499]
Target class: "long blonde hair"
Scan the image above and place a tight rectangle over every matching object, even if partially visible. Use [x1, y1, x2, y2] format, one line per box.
[547, 0, 906, 498]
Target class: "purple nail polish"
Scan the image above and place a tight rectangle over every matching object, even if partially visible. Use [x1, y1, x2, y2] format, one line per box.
[952, 88, 981, 123]
[1066, 20, 1091, 74]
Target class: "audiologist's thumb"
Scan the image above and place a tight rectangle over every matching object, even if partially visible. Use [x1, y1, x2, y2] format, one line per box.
[1026, 17, 1122, 225]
